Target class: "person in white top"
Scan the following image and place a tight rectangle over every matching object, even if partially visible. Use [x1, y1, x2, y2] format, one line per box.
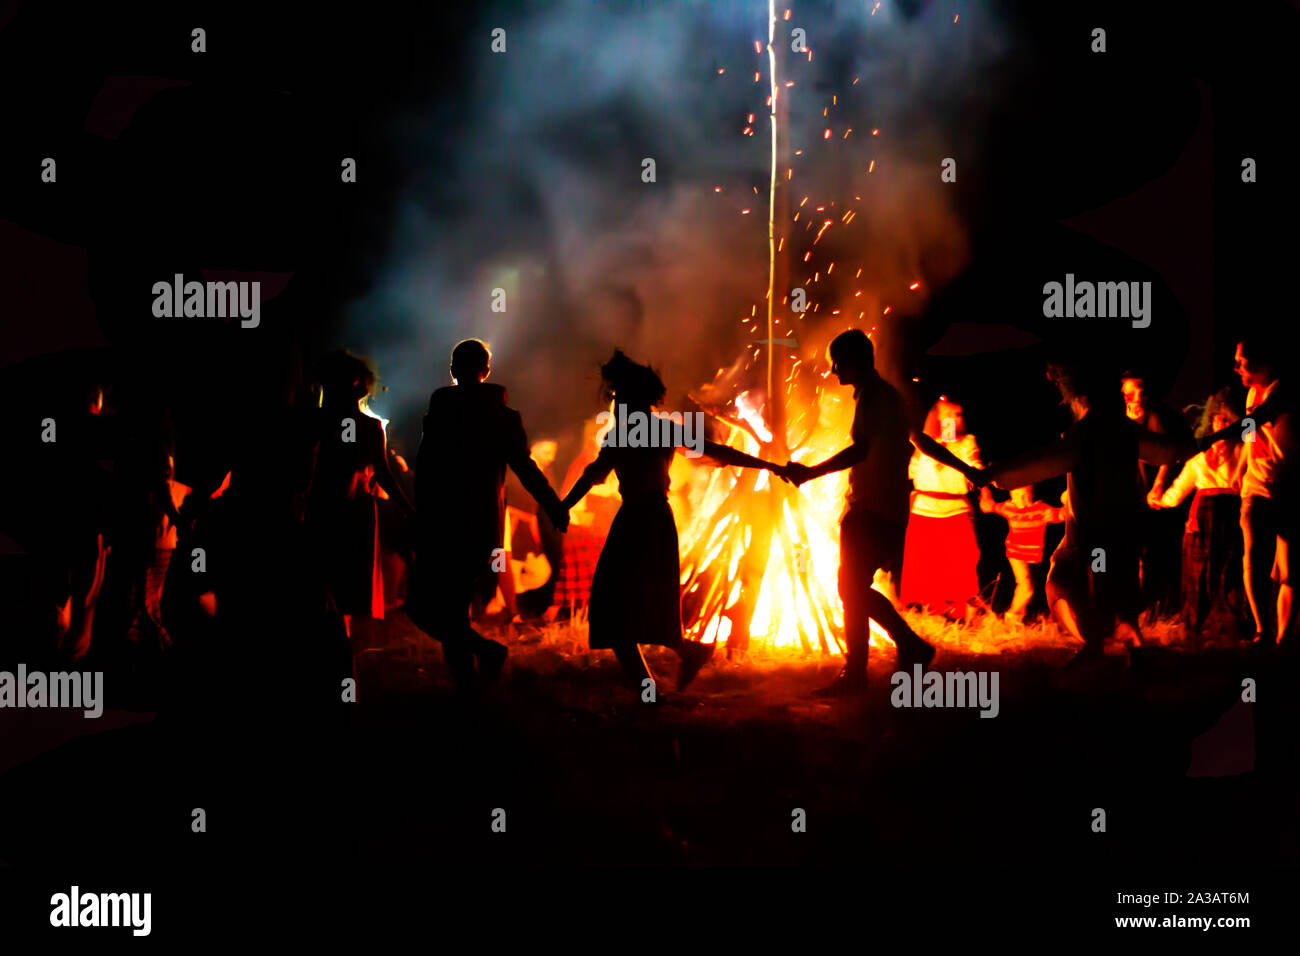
[901, 397, 983, 619]
[1198, 337, 1295, 647]
[1150, 389, 1247, 638]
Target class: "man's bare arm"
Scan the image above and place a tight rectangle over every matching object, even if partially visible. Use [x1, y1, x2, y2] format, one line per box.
[701, 438, 781, 472]
[986, 433, 1079, 490]
[1137, 429, 1196, 467]
[792, 442, 868, 483]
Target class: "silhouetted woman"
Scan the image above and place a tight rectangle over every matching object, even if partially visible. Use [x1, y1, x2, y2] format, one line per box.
[561, 351, 783, 691]
[309, 351, 413, 637]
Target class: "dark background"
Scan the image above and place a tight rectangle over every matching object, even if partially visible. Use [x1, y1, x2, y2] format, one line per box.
[2, 0, 1296, 489]
[1, 0, 1297, 939]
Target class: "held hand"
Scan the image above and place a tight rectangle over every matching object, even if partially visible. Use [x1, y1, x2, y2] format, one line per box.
[783, 461, 814, 487]
[1146, 489, 1163, 509]
[550, 506, 570, 534]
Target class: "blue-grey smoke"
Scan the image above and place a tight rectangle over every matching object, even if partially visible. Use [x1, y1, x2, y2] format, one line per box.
[343, 0, 1012, 460]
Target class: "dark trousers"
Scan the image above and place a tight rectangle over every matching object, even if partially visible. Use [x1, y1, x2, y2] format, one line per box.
[1140, 507, 1184, 617]
[409, 545, 499, 686]
[838, 507, 923, 674]
[1181, 492, 1246, 634]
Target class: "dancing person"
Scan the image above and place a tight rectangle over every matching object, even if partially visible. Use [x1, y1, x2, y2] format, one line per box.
[783, 330, 982, 696]
[1150, 389, 1247, 639]
[1122, 371, 1194, 619]
[408, 339, 569, 690]
[984, 361, 1196, 665]
[309, 351, 414, 640]
[901, 397, 983, 620]
[978, 485, 1066, 625]
[560, 350, 783, 693]
[1197, 337, 1294, 648]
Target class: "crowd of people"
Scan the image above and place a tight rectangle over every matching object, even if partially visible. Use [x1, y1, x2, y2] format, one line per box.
[23, 328, 1293, 705]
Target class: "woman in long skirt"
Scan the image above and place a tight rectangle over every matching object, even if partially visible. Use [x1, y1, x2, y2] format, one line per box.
[901, 397, 983, 619]
[561, 350, 782, 691]
[1152, 389, 1247, 639]
[309, 351, 414, 637]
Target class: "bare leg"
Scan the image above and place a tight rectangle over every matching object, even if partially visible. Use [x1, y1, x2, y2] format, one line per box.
[1046, 546, 1103, 659]
[1241, 499, 1277, 639]
[1113, 618, 1142, 647]
[1275, 535, 1293, 644]
[1007, 558, 1033, 622]
[874, 569, 901, 608]
[1051, 598, 1087, 644]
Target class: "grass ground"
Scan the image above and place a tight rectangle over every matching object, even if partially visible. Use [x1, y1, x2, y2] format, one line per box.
[2, 603, 1294, 914]
[337, 606, 1297, 872]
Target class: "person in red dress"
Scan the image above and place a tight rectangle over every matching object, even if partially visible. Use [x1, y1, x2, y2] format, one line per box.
[901, 397, 984, 620]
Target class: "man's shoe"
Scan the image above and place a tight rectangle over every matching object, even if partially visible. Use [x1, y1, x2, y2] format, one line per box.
[812, 668, 868, 698]
[677, 640, 714, 691]
[897, 637, 936, 672]
[476, 640, 508, 684]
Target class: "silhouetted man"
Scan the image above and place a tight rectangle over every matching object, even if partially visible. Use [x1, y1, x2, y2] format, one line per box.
[408, 340, 569, 689]
[986, 362, 1195, 665]
[784, 330, 978, 696]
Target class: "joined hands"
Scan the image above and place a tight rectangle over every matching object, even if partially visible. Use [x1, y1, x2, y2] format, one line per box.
[779, 461, 814, 487]
[547, 504, 571, 533]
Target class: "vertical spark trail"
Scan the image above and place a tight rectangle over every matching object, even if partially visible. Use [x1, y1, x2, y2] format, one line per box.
[765, 0, 778, 417]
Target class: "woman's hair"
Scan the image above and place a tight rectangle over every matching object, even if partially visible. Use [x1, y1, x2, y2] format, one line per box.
[601, 349, 666, 408]
[1185, 387, 1242, 439]
[1046, 359, 1121, 415]
[922, 397, 965, 441]
[316, 350, 376, 404]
